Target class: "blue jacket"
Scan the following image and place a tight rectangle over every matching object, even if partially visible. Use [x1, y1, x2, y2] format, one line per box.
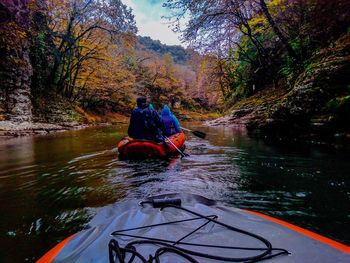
[161, 105, 180, 136]
[128, 106, 165, 142]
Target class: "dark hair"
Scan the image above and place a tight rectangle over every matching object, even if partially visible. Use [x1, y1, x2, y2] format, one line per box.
[136, 96, 148, 109]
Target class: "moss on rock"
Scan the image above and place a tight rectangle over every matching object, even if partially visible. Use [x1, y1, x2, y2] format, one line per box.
[244, 34, 350, 138]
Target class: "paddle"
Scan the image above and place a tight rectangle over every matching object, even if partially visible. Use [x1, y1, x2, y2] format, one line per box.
[162, 135, 189, 158]
[180, 127, 206, 139]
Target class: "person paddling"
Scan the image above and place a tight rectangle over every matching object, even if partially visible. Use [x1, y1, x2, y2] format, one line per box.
[161, 104, 181, 136]
[128, 97, 165, 142]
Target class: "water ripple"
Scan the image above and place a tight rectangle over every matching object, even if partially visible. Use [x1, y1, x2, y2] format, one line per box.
[1, 124, 350, 262]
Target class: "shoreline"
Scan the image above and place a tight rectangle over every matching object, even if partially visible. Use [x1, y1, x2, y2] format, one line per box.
[0, 121, 91, 137]
[205, 117, 350, 149]
[0, 109, 217, 138]
[0, 111, 130, 138]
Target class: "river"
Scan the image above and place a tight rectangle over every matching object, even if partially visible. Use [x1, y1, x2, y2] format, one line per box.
[0, 124, 349, 262]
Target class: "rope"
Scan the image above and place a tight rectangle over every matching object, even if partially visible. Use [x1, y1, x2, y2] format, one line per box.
[109, 203, 289, 262]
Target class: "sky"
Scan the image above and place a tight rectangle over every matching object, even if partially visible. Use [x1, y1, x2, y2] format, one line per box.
[122, 0, 184, 46]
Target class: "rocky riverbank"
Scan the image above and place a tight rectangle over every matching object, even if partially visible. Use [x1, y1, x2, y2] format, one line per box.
[0, 121, 89, 137]
[0, 90, 131, 137]
[207, 34, 350, 143]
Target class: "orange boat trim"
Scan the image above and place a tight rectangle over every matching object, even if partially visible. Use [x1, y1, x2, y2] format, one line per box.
[243, 209, 350, 254]
[36, 234, 75, 263]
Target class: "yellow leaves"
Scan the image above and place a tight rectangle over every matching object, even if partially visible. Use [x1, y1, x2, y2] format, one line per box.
[79, 45, 134, 98]
[248, 16, 266, 31]
[18, 31, 27, 40]
[0, 21, 28, 54]
[269, 0, 286, 7]
[28, 0, 38, 11]
[43, 1, 221, 110]
[199, 57, 209, 72]
[47, 0, 132, 99]
[268, 0, 289, 15]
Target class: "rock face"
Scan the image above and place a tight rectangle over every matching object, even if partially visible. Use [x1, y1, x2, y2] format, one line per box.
[0, 0, 33, 122]
[250, 34, 350, 138]
[209, 33, 350, 140]
[1, 53, 33, 122]
[32, 93, 82, 124]
[206, 86, 287, 128]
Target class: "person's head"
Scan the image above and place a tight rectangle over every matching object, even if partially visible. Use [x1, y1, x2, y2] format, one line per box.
[161, 104, 171, 116]
[136, 96, 148, 109]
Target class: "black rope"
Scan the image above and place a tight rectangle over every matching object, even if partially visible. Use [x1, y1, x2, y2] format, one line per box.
[161, 204, 273, 260]
[109, 239, 147, 263]
[172, 214, 217, 246]
[109, 203, 290, 262]
[111, 233, 288, 252]
[154, 246, 199, 263]
[110, 214, 218, 235]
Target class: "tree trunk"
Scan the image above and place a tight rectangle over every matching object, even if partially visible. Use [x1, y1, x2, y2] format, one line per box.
[259, 0, 300, 62]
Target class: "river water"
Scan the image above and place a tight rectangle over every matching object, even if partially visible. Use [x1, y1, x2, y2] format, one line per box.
[0, 124, 349, 262]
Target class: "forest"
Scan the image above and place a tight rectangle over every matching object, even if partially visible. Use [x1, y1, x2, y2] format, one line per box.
[0, 0, 223, 127]
[1, 0, 350, 138]
[1, 2, 350, 261]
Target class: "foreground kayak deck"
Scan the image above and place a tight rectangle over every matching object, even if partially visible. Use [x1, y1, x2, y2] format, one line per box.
[38, 193, 350, 262]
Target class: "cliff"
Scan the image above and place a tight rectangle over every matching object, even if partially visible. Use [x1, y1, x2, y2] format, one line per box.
[0, 0, 34, 122]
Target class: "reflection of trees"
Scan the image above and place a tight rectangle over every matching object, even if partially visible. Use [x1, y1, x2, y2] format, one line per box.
[0, 136, 94, 262]
[0, 137, 39, 261]
[0, 136, 35, 164]
[0, 127, 129, 262]
[32, 135, 121, 261]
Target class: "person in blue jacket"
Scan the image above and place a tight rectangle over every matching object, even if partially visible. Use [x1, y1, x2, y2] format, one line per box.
[161, 104, 181, 136]
[128, 97, 165, 142]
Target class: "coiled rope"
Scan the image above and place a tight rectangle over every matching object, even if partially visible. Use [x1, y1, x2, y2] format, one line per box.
[109, 202, 289, 262]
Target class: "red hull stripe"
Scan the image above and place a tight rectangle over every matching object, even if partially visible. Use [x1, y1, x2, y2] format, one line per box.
[243, 209, 350, 254]
[36, 234, 75, 263]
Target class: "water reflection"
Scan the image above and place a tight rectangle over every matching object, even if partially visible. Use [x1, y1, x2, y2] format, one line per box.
[0, 124, 349, 262]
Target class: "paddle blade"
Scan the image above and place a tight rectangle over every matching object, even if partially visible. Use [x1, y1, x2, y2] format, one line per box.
[192, 130, 206, 139]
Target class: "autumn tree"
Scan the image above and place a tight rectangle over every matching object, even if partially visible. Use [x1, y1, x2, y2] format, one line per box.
[185, 52, 224, 108]
[165, 0, 350, 101]
[266, 0, 350, 60]
[164, 1, 269, 61]
[258, 0, 299, 62]
[46, 0, 137, 99]
[164, 0, 277, 96]
[132, 52, 180, 107]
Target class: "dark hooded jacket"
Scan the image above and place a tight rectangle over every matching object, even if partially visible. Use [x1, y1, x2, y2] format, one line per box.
[128, 98, 165, 141]
[161, 105, 181, 136]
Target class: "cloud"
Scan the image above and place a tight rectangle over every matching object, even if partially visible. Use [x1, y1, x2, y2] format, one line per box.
[122, 0, 184, 46]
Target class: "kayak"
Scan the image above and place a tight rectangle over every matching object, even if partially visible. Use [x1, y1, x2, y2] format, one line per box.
[37, 193, 350, 262]
[117, 132, 186, 159]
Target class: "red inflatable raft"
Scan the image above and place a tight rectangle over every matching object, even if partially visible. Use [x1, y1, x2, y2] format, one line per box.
[117, 132, 186, 159]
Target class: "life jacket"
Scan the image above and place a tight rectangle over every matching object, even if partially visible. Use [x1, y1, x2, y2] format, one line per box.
[141, 108, 155, 133]
[141, 107, 163, 142]
[162, 115, 177, 136]
[161, 105, 178, 136]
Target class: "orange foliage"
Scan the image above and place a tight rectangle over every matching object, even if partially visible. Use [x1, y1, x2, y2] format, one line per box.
[44, 0, 223, 113]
